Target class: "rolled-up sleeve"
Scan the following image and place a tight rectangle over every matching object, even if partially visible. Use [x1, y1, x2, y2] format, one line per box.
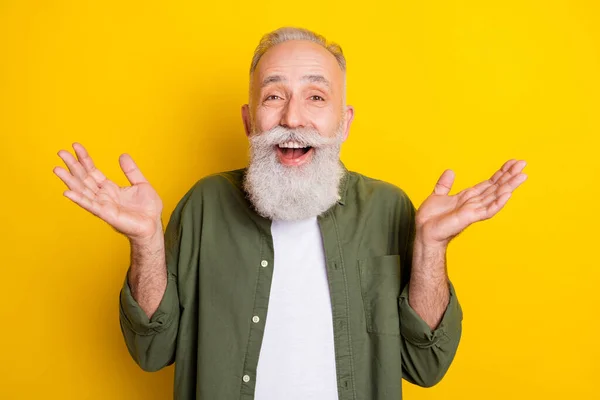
[119, 271, 180, 371]
[398, 280, 463, 387]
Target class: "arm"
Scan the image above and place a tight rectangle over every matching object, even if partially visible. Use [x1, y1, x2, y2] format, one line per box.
[127, 225, 167, 319]
[399, 159, 528, 387]
[408, 239, 449, 331]
[52, 142, 181, 372]
[119, 195, 190, 372]
[398, 197, 463, 388]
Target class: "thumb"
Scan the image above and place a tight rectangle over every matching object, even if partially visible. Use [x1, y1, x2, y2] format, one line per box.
[119, 153, 148, 185]
[433, 169, 455, 195]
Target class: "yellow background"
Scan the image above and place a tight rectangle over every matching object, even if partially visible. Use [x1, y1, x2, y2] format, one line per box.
[1, 0, 598, 399]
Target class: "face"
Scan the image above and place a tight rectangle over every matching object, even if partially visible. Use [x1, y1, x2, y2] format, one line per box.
[241, 39, 355, 221]
[242, 40, 354, 166]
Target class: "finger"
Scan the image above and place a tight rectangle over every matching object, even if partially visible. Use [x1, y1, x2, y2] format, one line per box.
[433, 169, 455, 195]
[119, 153, 148, 185]
[63, 189, 102, 217]
[58, 149, 87, 180]
[469, 179, 494, 196]
[481, 160, 527, 197]
[490, 163, 525, 191]
[480, 174, 526, 208]
[457, 188, 481, 205]
[490, 159, 520, 184]
[490, 159, 519, 183]
[58, 149, 100, 194]
[72, 143, 107, 186]
[478, 192, 512, 220]
[498, 173, 528, 194]
[508, 159, 527, 175]
[53, 166, 97, 201]
[468, 159, 521, 197]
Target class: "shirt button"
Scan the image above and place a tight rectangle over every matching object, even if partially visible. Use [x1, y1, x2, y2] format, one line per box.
[261, 260, 268, 267]
[252, 316, 260, 323]
[243, 374, 251, 383]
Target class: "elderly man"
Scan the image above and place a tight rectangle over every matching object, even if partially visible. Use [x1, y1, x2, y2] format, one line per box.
[53, 27, 527, 400]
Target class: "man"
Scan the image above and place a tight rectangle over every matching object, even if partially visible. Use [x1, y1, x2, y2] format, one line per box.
[53, 27, 527, 399]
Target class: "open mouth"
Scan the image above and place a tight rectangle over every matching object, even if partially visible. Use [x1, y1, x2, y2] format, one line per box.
[275, 141, 314, 166]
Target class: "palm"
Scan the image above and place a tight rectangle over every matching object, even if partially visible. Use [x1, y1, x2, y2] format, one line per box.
[53, 143, 163, 240]
[91, 180, 162, 237]
[416, 159, 528, 246]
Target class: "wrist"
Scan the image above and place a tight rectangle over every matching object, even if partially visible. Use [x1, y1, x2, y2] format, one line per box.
[411, 234, 448, 281]
[414, 229, 449, 253]
[129, 220, 164, 249]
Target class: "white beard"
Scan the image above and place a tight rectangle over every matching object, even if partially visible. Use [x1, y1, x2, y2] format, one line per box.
[243, 124, 345, 221]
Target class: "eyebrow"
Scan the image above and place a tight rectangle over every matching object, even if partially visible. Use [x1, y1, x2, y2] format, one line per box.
[261, 74, 331, 89]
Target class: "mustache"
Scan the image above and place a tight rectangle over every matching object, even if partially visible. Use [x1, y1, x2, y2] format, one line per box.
[249, 125, 341, 149]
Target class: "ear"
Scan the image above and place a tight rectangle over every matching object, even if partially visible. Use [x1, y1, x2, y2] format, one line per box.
[341, 105, 355, 142]
[241, 104, 252, 137]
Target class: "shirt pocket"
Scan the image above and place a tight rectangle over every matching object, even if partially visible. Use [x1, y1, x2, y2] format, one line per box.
[357, 255, 402, 336]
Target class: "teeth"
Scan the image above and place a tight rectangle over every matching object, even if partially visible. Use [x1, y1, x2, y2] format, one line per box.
[278, 141, 307, 149]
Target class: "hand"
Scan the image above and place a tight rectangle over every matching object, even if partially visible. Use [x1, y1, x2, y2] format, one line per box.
[53, 143, 164, 241]
[415, 159, 528, 248]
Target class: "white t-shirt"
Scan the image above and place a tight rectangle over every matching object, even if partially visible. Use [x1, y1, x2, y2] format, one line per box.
[254, 217, 339, 400]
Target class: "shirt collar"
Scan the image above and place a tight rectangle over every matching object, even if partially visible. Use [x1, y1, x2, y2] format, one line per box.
[337, 161, 349, 206]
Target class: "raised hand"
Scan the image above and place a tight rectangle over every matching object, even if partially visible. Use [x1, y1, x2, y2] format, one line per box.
[53, 143, 164, 241]
[415, 159, 528, 248]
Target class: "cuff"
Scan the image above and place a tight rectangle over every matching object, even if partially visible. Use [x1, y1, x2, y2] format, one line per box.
[119, 270, 179, 336]
[398, 280, 463, 348]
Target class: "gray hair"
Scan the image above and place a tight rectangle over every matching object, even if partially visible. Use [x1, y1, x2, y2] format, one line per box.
[250, 27, 346, 74]
[248, 27, 347, 104]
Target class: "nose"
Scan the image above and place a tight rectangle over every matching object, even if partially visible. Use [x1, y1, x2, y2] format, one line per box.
[280, 95, 306, 129]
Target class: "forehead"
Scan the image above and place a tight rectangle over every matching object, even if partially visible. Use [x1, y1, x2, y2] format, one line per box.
[253, 40, 343, 88]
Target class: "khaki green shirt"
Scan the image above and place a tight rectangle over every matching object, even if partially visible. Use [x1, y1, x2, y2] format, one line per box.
[119, 166, 463, 400]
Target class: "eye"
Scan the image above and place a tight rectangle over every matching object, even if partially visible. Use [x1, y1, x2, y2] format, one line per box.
[265, 95, 282, 101]
[310, 95, 325, 101]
